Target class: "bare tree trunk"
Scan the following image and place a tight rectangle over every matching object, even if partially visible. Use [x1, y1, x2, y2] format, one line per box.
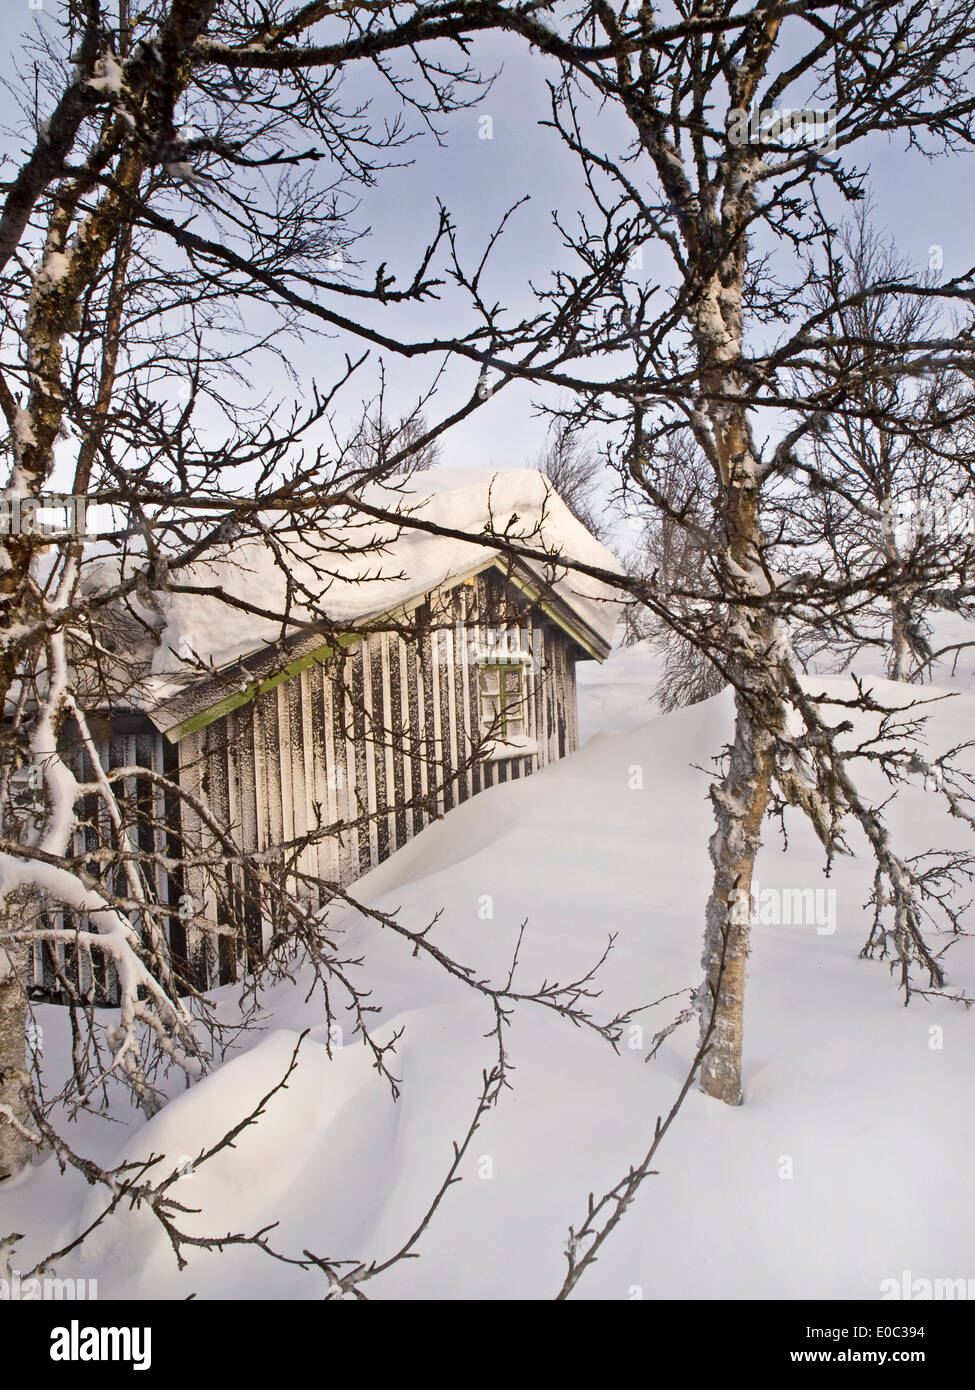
[889, 598, 909, 681]
[0, 931, 32, 1181]
[692, 278, 783, 1101]
[698, 694, 775, 1104]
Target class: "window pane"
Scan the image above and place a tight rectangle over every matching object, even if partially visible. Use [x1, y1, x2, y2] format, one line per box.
[479, 662, 528, 744]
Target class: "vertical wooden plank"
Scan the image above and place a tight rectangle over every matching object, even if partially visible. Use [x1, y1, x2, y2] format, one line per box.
[564, 648, 579, 754]
[416, 612, 434, 830]
[261, 689, 284, 850]
[389, 635, 409, 851]
[87, 732, 112, 1000]
[150, 731, 172, 944]
[286, 674, 312, 889]
[222, 713, 246, 977]
[544, 625, 557, 766]
[556, 636, 568, 759]
[377, 632, 400, 854]
[429, 614, 446, 817]
[161, 730, 189, 992]
[197, 728, 220, 991]
[299, 670, 318, 870]
[259, 688, 285, 949]
[411, 624, 428, 835]
[531, 622, 543, 774]
[249, 696, 272, 952]
[444, 599, 461, 806]
[468, 613, 482, 797]
[176, 730, 206, 990]
[229, 706, 263, 966]
[318, 659, 343, 888]
[306, 662, 330, 889]
[132, 728, 162, 991]
[251, 696, 267, 856]
[455, 591, 471, 804]
[439, 642, 454, 814]
[334, 653, 358, 885]
[224, 715, 241, 849]
[368, 633, 388, 866]
[203, 722, 235, 986]
[347, 645, 371, 874]
[277, 683, 296, 850]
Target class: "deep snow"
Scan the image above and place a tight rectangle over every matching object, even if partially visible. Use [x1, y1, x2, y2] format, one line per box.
[3, 639, 973, 1299]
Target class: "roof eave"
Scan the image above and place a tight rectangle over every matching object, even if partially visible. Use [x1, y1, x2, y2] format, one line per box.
[151, 553, 615, 743]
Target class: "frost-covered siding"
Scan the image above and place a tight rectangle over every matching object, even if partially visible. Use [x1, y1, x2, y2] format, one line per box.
[177, 571, 582, 988]
[32, 573, 584, 999]
[30, 714, 180, 1003]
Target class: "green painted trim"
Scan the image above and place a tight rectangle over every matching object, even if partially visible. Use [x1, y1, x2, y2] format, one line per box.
[163, 632, 360, 743]
[502, 569, 607, 661]
[161, 552, 606, 744]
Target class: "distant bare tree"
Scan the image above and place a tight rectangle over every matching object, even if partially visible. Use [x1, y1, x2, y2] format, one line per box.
[622, 431, 726, 710]
[533, 423, 605, 537]
[347, 407, 442, 477]
[781, 205, 975, 680]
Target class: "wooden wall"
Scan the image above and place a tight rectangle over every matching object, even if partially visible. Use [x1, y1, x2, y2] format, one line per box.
[29, 713, 178, 1004]
[32, 574, 583, 998]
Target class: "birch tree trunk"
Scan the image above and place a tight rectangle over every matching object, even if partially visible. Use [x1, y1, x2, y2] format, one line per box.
[695, 485, 784, 1104]
[0, 930, 32, 1180]
[698, 690, 777, 1104]
[889, 597, 910, 681]
[690, 210, 786, 1103]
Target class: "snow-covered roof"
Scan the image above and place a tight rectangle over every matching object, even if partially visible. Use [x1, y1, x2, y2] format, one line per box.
[102, 469, 624, 730]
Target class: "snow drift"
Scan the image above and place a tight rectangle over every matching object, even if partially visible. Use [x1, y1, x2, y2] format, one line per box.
[3, 642, 973, 1299]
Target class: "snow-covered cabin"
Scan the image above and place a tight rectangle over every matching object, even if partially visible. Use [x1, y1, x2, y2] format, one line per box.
[35, 471, 621, 998]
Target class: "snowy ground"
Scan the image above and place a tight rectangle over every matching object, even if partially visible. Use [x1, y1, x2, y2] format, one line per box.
[4, 636, 974, 1300]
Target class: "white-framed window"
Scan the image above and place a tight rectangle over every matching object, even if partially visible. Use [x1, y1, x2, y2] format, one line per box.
[478, 659, 532, 756]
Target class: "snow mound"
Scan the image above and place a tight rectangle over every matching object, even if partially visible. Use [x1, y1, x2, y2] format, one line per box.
[4, 644, 973, 1299]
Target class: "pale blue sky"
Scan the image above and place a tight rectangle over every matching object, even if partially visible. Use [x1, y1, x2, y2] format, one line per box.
[3, 12, 973, 488]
